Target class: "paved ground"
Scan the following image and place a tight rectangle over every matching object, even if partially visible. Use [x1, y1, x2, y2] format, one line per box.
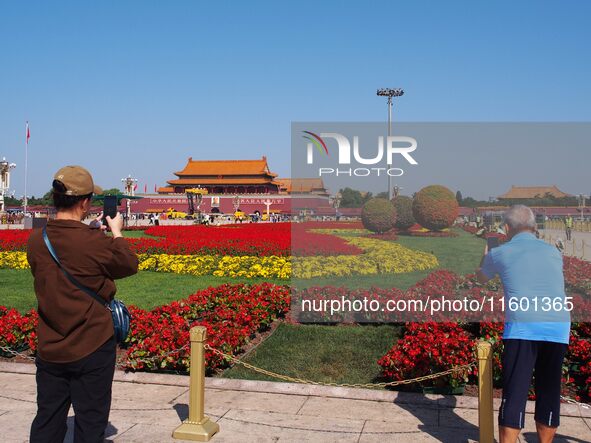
[0, 363, 590, 442]
[540, 228, 591, 261]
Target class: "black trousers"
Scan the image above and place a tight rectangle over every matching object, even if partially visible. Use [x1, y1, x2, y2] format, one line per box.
[30, 337, 116, 443]
[499, 339, 568, 429]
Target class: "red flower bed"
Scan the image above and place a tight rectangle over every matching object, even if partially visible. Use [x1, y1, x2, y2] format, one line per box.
[0, 223, 362, 256]
[563, 256, 591, 296]
[129, 223, 361, 256]
[123, 283, 290, 372]
[300, 221, 364, 230]
[378, 322, 475, 388]
[479, 322, 504, 386]
[0, 230, 31, 251]
[0, 307, 38, 355]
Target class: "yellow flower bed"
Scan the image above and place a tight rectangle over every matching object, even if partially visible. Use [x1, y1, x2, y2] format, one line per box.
[0, 251, 29, 270]
[0, 237, 437, 280]
[292, 238, 438, 279]
[137, 253, 291, 279]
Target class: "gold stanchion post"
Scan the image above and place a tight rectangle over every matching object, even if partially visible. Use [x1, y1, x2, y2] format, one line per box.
[478, 341, 494, 443]
[173, 326, 219, 441]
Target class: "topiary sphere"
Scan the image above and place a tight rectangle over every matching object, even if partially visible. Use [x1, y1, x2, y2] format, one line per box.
[392, 195, 415, 230]
[412, 185, 459, 231]
[361, 198, 396, 234]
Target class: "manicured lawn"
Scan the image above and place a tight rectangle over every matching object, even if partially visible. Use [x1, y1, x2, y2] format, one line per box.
[118, 230, 153, 238]
[295, 228, 485, 290]
[1, 228, 484, 311]
[0, 269, 286, 312]
[222, 323, 402, 385]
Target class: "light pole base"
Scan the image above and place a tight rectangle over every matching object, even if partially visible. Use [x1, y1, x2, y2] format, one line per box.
[172, 417, 220, 441]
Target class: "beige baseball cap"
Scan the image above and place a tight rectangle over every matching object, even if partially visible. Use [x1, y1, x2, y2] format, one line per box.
[53, 165, 103, 196]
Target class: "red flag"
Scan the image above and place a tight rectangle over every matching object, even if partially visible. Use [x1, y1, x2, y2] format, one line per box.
[144, 184, 147, 193]
[133, 183, 138, 191]
[154, 184, 157, 193]
[26, 122, 30, 144]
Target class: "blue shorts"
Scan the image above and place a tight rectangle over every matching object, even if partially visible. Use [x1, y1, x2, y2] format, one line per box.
[499, 339, 567, 429]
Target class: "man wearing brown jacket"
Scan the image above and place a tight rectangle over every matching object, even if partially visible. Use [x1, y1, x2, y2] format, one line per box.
[27, 166, 138, 443]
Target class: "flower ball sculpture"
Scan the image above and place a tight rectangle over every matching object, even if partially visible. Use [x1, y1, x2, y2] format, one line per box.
[412, 185, 459, 231]
[361, 198, 396, 234]
[392, 195, 415, 230]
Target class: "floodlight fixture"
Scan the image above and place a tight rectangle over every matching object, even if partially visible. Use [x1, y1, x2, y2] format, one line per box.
[376, 88, 404, 97]
[377, 87, 405, 199]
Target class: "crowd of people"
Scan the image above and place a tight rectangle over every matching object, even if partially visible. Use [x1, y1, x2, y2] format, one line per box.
[0, 211, 25, 224]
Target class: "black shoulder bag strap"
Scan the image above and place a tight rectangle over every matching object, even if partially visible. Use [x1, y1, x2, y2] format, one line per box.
[42, 227, 110, 310]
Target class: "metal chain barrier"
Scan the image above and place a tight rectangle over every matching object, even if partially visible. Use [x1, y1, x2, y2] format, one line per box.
[204, 344, 474, 389]
[0, 344, 191, 367]
[3, 342, 589, 412]
[0, 345, 35, 361]
[561, 395, 591, 410]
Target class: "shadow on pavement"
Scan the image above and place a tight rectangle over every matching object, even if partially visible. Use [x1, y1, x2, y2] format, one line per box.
[173, 403, 189, 422]
[64, 417, 118, 442]
[394, 392, 480, 442]
[522, 431, 590, 443]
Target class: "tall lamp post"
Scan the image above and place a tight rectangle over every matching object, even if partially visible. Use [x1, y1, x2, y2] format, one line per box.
[121, 175, 138, 225]
[578, 194, 587, 222]
[232, 194, 242, 221]
[0, 158, 17, 214]
[331, 192, 342, 220]
[377, 88, 404, 200]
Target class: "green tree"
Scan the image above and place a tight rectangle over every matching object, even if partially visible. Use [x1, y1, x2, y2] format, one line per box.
[339, 187, 365, 208]
[102, 188, 121, 196]
[3, 196, 21, 206]
[455, 190, 463, 205]
[27, 190, 53, 206]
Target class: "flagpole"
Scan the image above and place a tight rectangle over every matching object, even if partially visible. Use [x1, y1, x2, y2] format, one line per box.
[24, 122, 28, 217]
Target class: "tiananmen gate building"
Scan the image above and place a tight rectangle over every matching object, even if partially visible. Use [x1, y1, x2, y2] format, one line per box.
[123, 156, 343, 216]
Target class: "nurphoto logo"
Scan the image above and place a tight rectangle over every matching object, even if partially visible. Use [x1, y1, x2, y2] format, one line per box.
[303, 130, 419, 177]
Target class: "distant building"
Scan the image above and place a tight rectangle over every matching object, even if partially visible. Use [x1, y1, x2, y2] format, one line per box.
[159, 156, 281, 195]
[127, 156, 335, 216]
[497, 185, 571, 200]
[276, 178, 330, 197]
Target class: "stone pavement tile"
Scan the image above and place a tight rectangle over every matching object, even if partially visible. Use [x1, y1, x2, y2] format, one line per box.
[111, 423, 179, 442]
[438, 408, 498, 431]
[223, 408, 364, 434]
[110, 382, 188, 409]
[0, 373, 37, 405]
[63, 417, 136, 443]
[358, 426, 470, 443]
[0, 410, 35, 442]
[109, 404, 228, 428]
[202, 389, 308, 415]
[215, 410, 359, 443]
[0, 393, 37, 411]
[297, 396, 438, 426]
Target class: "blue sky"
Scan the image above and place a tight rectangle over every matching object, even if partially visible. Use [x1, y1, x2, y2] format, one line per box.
[1, 1, 590, 199]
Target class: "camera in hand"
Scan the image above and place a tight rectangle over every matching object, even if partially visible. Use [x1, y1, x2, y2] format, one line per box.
[102, 195, 118, 226]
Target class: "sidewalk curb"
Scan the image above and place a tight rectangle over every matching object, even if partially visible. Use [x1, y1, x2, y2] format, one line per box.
[1, 361, 588, 418]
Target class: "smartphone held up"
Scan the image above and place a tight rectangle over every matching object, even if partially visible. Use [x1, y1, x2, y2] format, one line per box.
[102, 195, 118, 226]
